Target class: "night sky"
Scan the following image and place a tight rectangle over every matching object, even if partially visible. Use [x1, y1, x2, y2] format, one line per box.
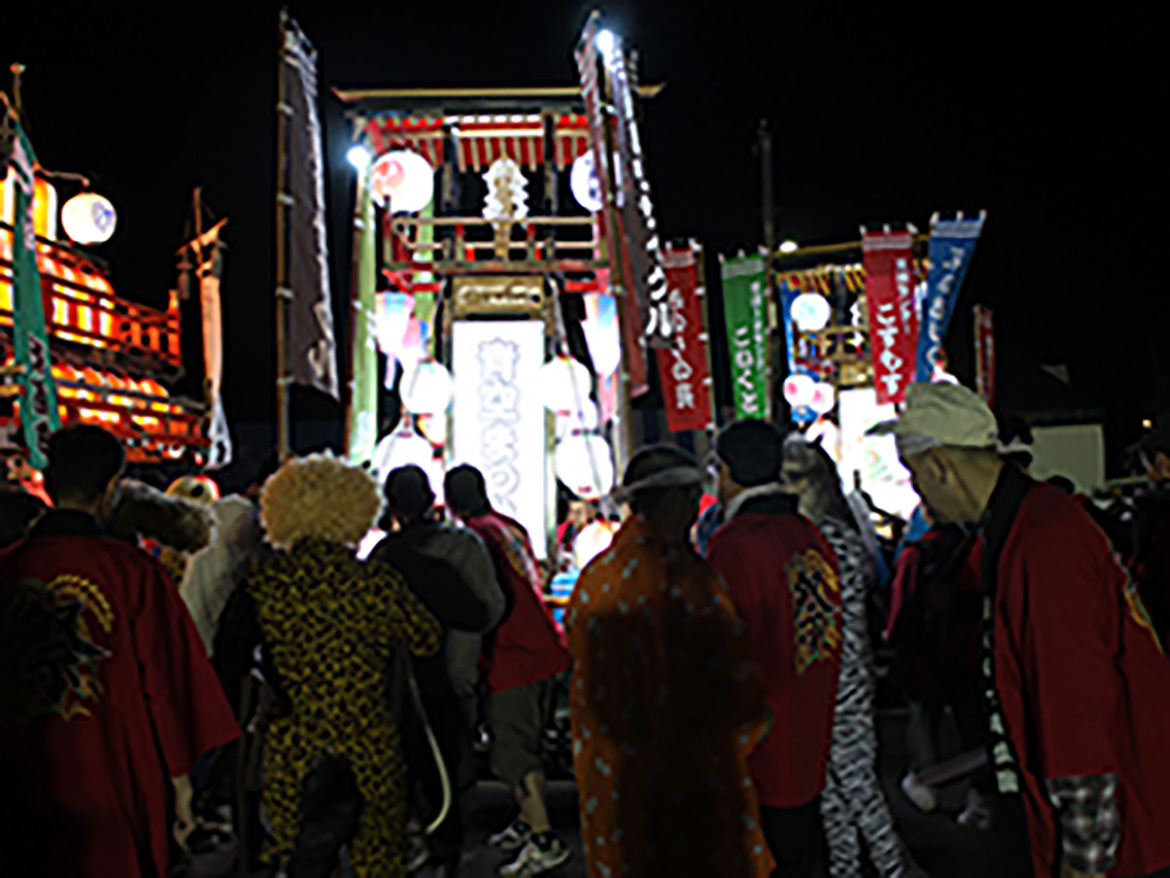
[3, 3, 1161, 474]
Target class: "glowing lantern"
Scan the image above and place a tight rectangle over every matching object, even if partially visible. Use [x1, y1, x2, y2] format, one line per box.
[555, 398, 600, 440]
[400, 360, 453, 415]
[33, 178, 59, 239]
[581, 294, 622, 377]
[570, 151, 603, 212]
[791, 293, 832, 332]
[809, 381, 837, 415]
[370, 150, 434, 213]
[783, 373, 816, 409]
[555, 434, 615, 500]
[539, 355, 592, 413]
[61, 192, 117, 245]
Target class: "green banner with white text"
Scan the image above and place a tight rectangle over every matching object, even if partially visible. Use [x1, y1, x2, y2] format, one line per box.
[9, 121, 61, 467]
[721, 255, 769, 420]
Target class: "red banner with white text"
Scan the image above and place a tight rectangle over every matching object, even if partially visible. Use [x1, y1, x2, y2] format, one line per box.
[862, 229, 917, 405]
[975, 305, 995, 409]
[655, 246, 714, 432]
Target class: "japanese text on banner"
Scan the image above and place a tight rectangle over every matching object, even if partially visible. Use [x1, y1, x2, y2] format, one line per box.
[862, 230, 916, 405]
[917, 214, 986, 382]
[975, 305, 996, 408]
[721, 255, 769, 420]
[655, 247, 713, 432]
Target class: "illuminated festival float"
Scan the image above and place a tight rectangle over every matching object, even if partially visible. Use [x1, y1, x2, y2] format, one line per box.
[337, 14, 703, 562]
[1, 77, 212, 469]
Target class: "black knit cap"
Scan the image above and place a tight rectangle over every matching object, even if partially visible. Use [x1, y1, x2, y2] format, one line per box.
[715, 419, 784, 488]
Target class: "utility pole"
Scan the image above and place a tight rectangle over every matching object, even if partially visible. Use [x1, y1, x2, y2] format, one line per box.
[758, 118, 779, 421]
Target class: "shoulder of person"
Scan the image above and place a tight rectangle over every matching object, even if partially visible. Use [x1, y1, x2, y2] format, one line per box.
[1009, 484, 1119, 580]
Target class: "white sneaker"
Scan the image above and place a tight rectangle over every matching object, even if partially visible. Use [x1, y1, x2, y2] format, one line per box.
[499, 836, 571, 876]
[957, 788, 994, 831]
[901, 771, 938, 813]
[488, 819, 532, 852]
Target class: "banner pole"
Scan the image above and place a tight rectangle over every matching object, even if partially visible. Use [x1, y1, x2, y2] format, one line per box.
[598, 50, 635, 478]
[342, 122, 363, 461]
[695, 241, 719, 435]
[274, 9, 292, 460]
[758, 119, 779, 422]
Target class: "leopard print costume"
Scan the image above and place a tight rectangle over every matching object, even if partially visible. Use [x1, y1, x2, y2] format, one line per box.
[247, 538, 441, 876]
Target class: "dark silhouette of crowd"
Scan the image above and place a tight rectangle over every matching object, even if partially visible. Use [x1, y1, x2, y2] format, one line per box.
[3, 390, 1169, 878]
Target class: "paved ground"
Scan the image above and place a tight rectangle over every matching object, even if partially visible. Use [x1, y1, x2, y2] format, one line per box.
[187, 708, 1028, 878]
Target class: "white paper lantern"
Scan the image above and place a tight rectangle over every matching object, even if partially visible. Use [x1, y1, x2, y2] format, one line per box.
[400, 360, 453, 415]
[555, 398, 600, 439]
[570, 151, 603, 212]
[539, 355, 592, 413]
[373, 426, 434, 484]
[809, 381, 837, 415]
[791, 293, 832, 332]
[783, 373, 816, 409]
[555, 434, 615, 500]
[61, 193, 117, 244]
[370, 150, 434, 213]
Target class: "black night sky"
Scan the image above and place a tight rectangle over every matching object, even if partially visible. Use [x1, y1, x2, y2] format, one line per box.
[3, 3, 1161, 476]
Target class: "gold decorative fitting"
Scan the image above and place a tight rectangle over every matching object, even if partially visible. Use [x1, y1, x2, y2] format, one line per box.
[451, 276, 545, 318]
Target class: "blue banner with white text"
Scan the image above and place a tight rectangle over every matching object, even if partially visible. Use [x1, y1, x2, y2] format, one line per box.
[916, 213, 986, 383]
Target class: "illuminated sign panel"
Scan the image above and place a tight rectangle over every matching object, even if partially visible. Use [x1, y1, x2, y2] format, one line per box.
[451, 320, 548, 558]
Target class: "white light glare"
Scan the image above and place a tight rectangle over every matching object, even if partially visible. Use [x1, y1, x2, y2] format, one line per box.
[596, 29, 617, 60]
[347, 144, 372, 172]
[779, 240, 799, 254]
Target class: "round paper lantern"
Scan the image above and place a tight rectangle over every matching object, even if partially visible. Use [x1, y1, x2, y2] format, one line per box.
[555, 434, 615, 501]
[372, 426, 434, 484]
[61, 193, 117, 245]
[783, 373, 816, 409]
[370, 150, 434, 213]
[555, 399, 600, 440]
[539, 355, 592, 413]
[809, 381, 837, 415]
[791, 293, 831, 332]
[570, 151, 603, 212]
[400, 360, 453, 415]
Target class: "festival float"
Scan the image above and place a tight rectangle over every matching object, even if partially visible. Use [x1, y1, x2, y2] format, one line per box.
[1, 72, 210, 470]
[334, 13, 710, 568]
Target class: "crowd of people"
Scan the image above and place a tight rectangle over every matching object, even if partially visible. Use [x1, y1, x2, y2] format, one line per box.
[2, 379, 1169, 878]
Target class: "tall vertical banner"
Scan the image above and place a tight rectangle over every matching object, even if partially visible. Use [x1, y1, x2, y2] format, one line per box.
[605, 35, 672, 349]
[346, 173, 377, 466]
[196, 221, 232, 468]
[283, 17, 339, 399]
[655, 245, 714, 432]
[721, 255, 769, 420]
[974, 305, 996, 409]
[9, 121, 60, 468]
[862, 229, 916, 405]
[575, 15, 649, 396]
[916, 213, 986, 383]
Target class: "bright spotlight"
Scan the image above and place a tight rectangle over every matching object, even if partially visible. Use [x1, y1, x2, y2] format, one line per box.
[347, 144, 372, 172]
[596, 29, 617, 60]
[779, 240, 799, 254]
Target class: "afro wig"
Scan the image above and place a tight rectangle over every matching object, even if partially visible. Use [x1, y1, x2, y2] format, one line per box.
[260, 453, 382, 550]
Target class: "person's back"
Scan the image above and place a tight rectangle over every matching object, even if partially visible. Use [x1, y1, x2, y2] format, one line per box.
[0, 427, 238, 877]
[994, 479, 1170, 876]
[461, 508, 569, 693]
[708, 499, 843, 809]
